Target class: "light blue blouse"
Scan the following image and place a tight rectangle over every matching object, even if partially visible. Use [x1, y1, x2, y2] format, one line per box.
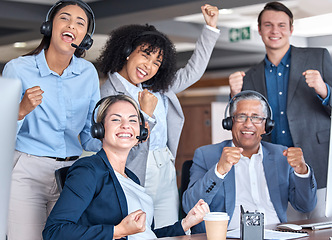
[2, 49, 101, 157]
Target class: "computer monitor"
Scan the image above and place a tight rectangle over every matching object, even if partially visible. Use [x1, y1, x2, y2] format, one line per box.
[0, 77, 21, 239]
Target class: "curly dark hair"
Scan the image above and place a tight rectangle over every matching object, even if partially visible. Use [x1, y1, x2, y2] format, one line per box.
[97, 24, 177, 93]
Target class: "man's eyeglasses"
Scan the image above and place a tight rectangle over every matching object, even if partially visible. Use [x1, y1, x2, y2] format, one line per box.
[232, 114, 266, 124]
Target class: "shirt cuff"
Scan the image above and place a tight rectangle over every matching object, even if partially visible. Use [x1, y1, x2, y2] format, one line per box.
[317, 83, 330, 106]
[181, 219, 192, 235]
[294, 163, 311, 178]
[141, 111, 156, 124]
[215, 163, 227, 179]
[205, 24, 220, 33]
[17, 118, 24, 135]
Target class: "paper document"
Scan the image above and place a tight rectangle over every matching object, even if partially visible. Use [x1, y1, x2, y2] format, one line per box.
[227, 228, 308, 239]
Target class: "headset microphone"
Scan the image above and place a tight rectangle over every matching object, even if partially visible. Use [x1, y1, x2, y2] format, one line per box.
[71, 43, 85, 50]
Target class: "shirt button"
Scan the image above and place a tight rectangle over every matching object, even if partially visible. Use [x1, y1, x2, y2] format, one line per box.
[281, 111, 284, 115]
[270, 70, 272, 73]
[278, 72, 282, 76]
[282, 130, 285, 134]
[279, 92, 283, 95]
[286, 64, 289, 67]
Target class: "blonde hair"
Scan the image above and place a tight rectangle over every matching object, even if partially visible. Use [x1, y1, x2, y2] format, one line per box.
[96, 95, 141, 125]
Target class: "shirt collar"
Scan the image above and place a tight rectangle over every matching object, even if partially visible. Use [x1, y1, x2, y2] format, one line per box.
[115, 72, 143, 91]
[36, 49, 81, 77]
[264, 46, 291, 69]
[231, 142, 263, 160]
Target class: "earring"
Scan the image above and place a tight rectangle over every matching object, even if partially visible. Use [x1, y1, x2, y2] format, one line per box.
[126, 56, 129, 60]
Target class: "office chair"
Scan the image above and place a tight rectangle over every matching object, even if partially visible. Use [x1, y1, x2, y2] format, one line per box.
[180, 160, 193, 218]
[55, 166, 70, 193]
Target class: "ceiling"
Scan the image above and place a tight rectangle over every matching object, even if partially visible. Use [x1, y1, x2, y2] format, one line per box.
[1, 0, 332, 79]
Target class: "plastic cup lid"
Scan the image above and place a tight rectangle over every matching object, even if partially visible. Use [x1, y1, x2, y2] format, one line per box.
[203, 212, 229, 221]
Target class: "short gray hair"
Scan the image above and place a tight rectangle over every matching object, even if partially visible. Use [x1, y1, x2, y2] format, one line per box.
[229, 92, 269, 118]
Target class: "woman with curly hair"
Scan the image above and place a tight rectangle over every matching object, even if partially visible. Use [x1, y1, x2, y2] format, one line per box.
[98, 4, 220, 228]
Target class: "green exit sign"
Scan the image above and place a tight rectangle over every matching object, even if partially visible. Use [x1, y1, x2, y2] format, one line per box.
[229, 27, 251, 42]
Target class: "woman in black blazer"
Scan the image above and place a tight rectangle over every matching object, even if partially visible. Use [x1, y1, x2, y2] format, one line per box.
[43, 94, 209, 240]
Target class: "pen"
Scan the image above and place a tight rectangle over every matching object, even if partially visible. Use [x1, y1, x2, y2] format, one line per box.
[312, 223, 332, 230]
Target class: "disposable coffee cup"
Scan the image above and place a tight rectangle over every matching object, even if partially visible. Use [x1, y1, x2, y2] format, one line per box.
[204, 212, 229, 240]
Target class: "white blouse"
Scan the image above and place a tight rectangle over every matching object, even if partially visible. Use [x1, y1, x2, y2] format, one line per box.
[115, 171, 156, 240]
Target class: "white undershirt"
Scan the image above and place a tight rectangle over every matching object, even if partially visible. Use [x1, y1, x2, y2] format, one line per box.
[115, 171, 156, 240]
[226, 143, 280, 229]
[215, 143, 311, 229]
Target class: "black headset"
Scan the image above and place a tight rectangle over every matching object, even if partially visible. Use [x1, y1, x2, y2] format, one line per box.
[40, 0, 95, 50]
[90, 97, 149, 142]
[123, 31, 167, 58]
[222, 90, 275, 135]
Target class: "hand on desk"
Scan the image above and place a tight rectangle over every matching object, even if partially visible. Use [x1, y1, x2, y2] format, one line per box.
[113, 209, 146, 239]
[182, 199, 210, 232]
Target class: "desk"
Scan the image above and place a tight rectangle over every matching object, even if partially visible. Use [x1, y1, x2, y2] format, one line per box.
[156, 217, 332, 240]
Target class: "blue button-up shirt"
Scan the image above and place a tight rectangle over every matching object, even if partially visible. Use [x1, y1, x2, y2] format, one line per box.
[265, 48, 293, 147]
[2, 49, 101, 157]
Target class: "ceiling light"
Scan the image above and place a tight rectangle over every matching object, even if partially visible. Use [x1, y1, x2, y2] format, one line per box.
[13, 42, 27, 48]
[220, 9, 233, 15]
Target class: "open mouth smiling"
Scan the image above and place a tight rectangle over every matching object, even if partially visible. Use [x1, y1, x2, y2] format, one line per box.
[62, 31, 75, 42]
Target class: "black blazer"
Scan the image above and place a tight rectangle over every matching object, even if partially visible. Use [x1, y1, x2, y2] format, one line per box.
[43, 149, 185, 240]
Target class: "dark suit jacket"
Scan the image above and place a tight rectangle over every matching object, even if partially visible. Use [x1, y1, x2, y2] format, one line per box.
[43, 149, 184, 240]
[182, 140, 317, 234]
[242, 45, 332, 188]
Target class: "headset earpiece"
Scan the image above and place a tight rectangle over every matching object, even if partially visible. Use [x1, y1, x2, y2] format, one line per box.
[90, 121, 105, 139]
[265, 118, 275, 135]
[222, 117, 233, 131]
[91, 98, 106, 139]
[137, 112, 148, 143]
[40, 21, 52, 37]
[124, 46, 132, 59]
[79, 34, 93, 50]
[222, 90, 275, 135]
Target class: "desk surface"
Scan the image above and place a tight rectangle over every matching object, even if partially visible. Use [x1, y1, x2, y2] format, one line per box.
[156, 217, 332, 240]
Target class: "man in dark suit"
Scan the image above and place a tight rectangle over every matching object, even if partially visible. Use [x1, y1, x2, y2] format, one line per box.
[182, 91, 317, 233]
[228, 1, 332, 217]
